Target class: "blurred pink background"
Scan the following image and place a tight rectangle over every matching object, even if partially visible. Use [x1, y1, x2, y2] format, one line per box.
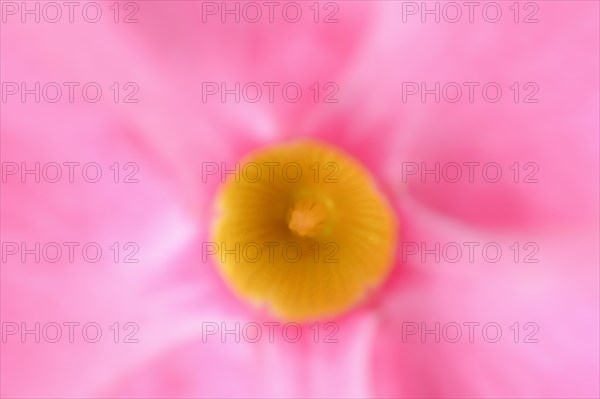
[1, 1, 599, 398]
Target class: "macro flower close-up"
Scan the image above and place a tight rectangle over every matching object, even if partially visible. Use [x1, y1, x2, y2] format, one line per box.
[1, 1, 599, 398]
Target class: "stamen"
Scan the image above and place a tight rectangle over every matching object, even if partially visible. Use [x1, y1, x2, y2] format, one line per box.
[287, 198, 328, 238]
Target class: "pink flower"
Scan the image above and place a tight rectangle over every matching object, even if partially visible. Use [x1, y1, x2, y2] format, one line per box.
[2, 1, 598, 398]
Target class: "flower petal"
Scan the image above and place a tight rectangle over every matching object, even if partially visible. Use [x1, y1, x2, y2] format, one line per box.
[371, 197, 599, 398]
[303, 1, 599, 230]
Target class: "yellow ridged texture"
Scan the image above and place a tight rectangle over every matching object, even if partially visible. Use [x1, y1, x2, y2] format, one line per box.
[212, 140, 398, 321]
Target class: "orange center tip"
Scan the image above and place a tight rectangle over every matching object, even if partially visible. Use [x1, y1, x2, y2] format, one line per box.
[287, 198, 328, 238]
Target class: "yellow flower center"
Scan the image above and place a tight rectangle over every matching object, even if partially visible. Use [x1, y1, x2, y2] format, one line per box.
[212, 140, 398, 321]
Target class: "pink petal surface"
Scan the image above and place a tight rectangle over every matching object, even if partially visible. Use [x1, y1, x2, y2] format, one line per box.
[372, 196, 599, 398]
